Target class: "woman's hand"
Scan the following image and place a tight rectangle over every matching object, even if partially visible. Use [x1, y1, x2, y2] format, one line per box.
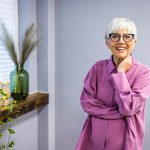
[117, 54, 132, 73]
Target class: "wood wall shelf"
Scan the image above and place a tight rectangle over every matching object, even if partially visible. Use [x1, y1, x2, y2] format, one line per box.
[0, 92, 49, 122]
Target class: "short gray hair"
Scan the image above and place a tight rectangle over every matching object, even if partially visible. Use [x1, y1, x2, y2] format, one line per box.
[105, 18, 137, 40]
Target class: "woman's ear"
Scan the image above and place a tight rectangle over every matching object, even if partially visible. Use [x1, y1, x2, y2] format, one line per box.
[133, 38, 137, 44]
[106, 40, 110, 48]
[131, 39, 137, 50]
[106, 40, 108, 45]
[135, 39, 137, 43]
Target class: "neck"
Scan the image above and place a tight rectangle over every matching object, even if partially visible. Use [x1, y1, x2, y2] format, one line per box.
[112, 55, 123, 67]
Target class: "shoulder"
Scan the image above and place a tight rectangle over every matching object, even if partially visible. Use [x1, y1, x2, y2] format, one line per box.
[132, 59, 150, 77]
[85, 59, 108, 77]
[92, 59, 109, 70]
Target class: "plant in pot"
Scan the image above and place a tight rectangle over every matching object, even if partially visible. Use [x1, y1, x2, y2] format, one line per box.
[0, 23, 40, 100]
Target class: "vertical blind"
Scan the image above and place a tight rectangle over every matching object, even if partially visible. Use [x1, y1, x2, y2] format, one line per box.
[0, 0, 18, 82]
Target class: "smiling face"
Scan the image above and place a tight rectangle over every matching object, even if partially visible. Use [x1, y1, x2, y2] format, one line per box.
[106, 30, 136, 60]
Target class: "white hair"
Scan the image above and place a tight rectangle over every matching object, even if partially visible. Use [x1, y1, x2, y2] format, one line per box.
[105, 18, 137, 40]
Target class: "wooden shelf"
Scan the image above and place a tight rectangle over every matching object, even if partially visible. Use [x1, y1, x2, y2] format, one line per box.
[0, 92, 49, 122]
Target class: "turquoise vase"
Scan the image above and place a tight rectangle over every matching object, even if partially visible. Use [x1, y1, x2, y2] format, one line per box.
[10, 65, 29, 100]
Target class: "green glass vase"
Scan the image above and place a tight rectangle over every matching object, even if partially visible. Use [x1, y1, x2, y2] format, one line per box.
[10, 65, 29, 100]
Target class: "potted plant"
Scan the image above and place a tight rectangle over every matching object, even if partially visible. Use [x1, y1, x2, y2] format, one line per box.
[0, 23, 40, 100]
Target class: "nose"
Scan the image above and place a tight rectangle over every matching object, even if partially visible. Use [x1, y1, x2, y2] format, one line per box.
[118, 36, 125, 43]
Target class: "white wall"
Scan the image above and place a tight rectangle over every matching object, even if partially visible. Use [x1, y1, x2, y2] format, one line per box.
[37, 0, 55, 150]
[55, 0, 150, 150]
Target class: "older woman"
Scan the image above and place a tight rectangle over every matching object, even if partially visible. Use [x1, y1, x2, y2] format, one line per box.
[76, 18, 150, 150]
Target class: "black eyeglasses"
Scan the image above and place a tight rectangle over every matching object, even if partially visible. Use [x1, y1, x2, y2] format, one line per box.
[109, 33, 135, 42]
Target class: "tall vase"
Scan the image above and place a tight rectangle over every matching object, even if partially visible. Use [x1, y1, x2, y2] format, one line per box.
[10, 64, 29, 100]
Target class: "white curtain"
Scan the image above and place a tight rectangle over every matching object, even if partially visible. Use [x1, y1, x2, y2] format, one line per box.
[0, 0, 18, 82]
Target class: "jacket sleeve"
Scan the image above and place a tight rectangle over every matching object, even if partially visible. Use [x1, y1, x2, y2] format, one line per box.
[111, 68, 150, 116]
[80, 64, 123, 119]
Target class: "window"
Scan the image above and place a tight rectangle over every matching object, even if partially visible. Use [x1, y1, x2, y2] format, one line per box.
[0, 0, 18, 82]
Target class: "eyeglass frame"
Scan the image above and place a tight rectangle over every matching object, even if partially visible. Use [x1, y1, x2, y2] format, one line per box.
[109, 33, 135, 42]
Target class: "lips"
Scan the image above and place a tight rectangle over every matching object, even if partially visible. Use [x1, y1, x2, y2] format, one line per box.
[116, 47, 127, 50]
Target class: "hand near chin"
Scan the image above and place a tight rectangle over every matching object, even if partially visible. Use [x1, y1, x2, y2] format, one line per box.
[117, 54, 132, 73]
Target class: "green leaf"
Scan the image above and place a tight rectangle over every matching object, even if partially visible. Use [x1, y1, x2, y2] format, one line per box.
[7, 118, 14, 123]
[8, 128, 15, 134]
[13, 100, 17, 105]
[7, 105, 14, 112]
[0, 133, 4, 139]
[0, 120, 4, 125]
[0, 144, 6, 149]
[8, 141, 15, 148]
